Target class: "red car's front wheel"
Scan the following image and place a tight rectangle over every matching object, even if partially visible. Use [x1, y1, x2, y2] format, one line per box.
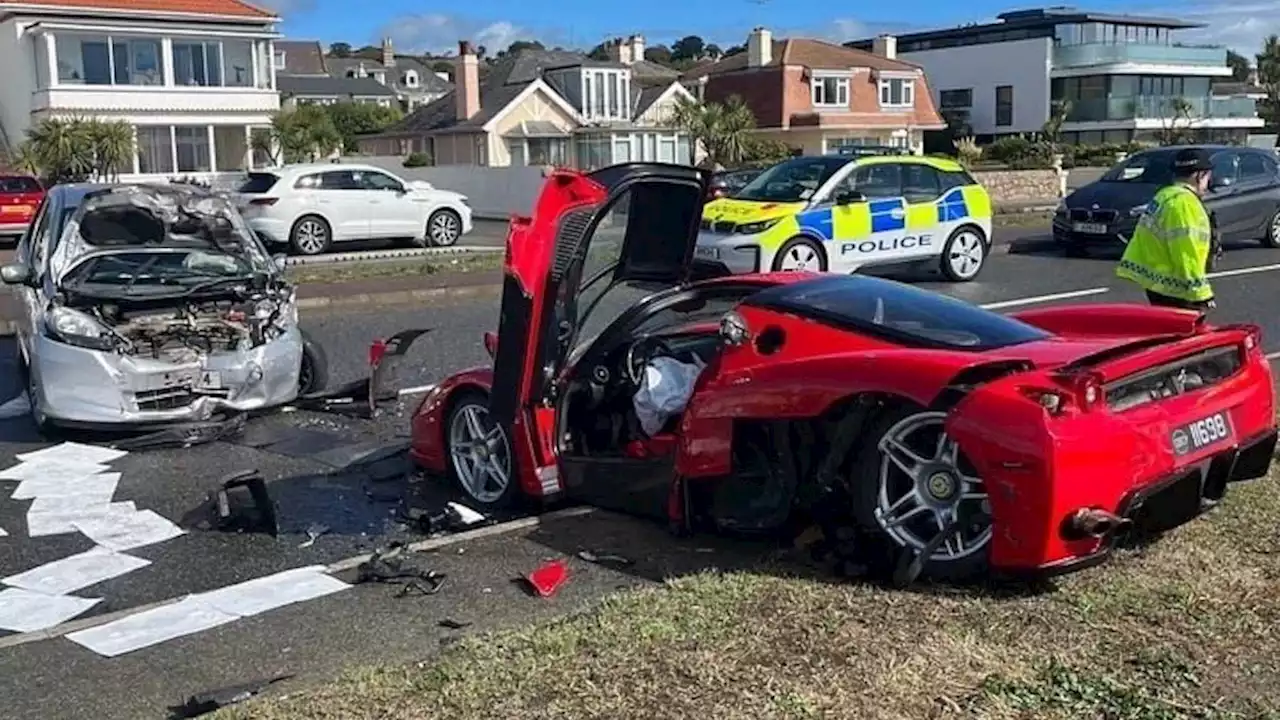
[446, 392, 518, 509]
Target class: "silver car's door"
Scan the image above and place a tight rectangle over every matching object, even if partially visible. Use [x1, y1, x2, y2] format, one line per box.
[12, 197, 53, 358]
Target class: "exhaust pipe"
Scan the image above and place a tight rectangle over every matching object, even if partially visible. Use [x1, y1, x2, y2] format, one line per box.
[1066, 508, 1133, 539]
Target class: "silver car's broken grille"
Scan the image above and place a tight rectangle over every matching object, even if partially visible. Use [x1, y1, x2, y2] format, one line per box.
[134, 387, 230, 411]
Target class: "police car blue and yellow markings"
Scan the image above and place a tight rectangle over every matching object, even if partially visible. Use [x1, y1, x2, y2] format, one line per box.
[938, 188, 968, 223]
[796, 207, 835, 241]
[869, 198, 907, 233]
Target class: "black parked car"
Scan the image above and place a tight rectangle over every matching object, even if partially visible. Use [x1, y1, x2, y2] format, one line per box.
[1053, 144, 1280, 256]
[706, 168, 764, 201]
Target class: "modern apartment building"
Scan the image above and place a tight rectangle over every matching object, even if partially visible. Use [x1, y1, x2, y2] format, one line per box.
[848, 7, 1263, 145]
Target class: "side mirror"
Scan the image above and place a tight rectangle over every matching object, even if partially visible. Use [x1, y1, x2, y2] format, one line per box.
[835, 189, 867, 205]
[271, 254, 288, 272]
[0, 263, 32, 286]
[1210, 176, 1233, 191]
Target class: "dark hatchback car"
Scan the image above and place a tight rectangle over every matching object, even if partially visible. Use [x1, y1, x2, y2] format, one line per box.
[1053, 144, 1280, 255]
[706, 168, 764, 201]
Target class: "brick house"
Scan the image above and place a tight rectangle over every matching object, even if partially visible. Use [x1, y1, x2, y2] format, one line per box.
[682, 28, 946, 155]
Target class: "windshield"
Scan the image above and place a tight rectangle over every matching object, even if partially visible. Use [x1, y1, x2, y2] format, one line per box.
[62, 250, 261, 295]
[1101, 150, 1179, 184]
[745, 275, 1051, 351]
[0, 176, 40, 193]
[732, 157, 850, 202]
[238, 173, 280, 193]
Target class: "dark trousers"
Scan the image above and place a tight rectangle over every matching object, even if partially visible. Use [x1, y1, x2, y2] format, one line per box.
[1146, 290, 1213, 311]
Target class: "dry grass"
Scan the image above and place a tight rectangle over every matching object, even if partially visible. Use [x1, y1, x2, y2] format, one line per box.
[285, 252, 503, 285]
[993, 210, 1054, 228]
[217, 474, 1280, 720]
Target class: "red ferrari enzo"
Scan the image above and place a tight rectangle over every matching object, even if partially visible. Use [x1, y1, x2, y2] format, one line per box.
[410, 163, 1276, 581]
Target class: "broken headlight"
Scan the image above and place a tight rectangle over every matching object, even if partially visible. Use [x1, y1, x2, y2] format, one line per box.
[43, 306, 116, 351]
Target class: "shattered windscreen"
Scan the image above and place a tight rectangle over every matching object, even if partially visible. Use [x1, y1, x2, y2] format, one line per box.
[53, 184, 272, 288]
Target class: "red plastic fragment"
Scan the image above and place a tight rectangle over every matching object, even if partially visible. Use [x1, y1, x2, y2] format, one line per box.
[525, 559, 568, 597]
[368, 339, 388, 368]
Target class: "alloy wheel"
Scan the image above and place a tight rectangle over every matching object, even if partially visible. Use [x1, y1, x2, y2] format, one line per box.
[295, 220, 328, 255]
[778, 244, 819, 271]
[946, 231, 985, 279]
[874, 411, 992, 562]
[429, 211, 461, 246]
[448, 401, 512, 504]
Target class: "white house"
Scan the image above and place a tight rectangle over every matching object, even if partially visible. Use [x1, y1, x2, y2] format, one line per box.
[848, 7, 1265, 145]
[0, 0, 281, 179]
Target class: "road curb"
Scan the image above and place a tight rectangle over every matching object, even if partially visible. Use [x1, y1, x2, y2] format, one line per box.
[0, 505, 598, 651]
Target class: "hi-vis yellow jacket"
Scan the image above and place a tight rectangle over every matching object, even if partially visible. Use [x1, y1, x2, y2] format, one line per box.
[1116, 183, 1214, 302]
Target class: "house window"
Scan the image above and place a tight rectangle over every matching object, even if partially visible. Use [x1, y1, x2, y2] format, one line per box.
[273, 50, 285, 70]
[995, 85, 1014, 126]
[136, 126, 174, 174]
[175, 126, 211, 171]
[404, 70, 419, 88]
[939, 88, 973, 108]
[879, 78, 914, 107]
[812, 75, 849, 107]
[529, 138, 568, 165]
[825, 136, 877, 153]
[54, 34, 164, 86]
[173, 41, 223, 86]
[574, 135, 611, 170]
[581, 70, 630, 120]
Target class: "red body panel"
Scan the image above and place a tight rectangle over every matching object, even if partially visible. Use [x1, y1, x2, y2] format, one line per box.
[0, 176, 44, 232]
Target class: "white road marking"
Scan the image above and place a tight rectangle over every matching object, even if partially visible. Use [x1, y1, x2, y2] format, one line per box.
[1208, 262, 1280, 280]
[1265, 350, 1280, 361]
[980, 287, 1110, 310]
[397, 383, 437, 397]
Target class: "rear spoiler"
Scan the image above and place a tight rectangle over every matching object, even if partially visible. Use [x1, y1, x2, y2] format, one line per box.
[1055, 324, 1260, 385]
[1010, 303, 1206, 338]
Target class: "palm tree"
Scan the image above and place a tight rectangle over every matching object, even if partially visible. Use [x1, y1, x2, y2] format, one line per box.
[24, 116, 95, 183]
[88, 120, 135, 181]
[668, 95, 759, 168]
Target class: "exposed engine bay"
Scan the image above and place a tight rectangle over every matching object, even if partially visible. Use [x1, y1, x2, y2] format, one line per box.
[1105, 346, 1243, 412]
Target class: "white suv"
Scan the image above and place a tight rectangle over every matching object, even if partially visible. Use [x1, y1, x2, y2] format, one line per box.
[236, 163, 473, 255]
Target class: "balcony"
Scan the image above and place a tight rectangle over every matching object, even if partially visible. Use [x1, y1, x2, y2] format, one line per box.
[1053, 43, 1226, 70]
[1064, 96, 1259, 123]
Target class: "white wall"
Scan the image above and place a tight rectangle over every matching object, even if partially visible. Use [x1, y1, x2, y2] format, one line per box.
[899, 37, 1052, 136]
[0, 19, 38, 148]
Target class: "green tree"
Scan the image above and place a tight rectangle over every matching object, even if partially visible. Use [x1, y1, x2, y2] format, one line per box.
[1256, 35, 1280, 126]
[1156, 97, 1196, 145]
[19, 116, 135, 183]
[1041, 99, 1072, 152]
[644, 45, 673, 66]
[1227, 49, 1251, 82]
[667, 95, 760, 168]
[258, 104, 342, 164]
[323, 102, 402, 153]
[587, 42, 611, 61]
[493, 40, 544, 61]
[328, 42, 352, 58]
[671, 35, 705, 61]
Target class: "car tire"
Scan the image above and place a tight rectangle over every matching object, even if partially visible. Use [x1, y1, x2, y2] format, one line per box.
[846, 402, 991, 583]
[939, 226, 988, 282]
[289, 215, 332, 256]
[445, 391, 520, 510]
[425, 209, 463, 248]
[1264, 207, 1280, 248]
[298, 329, 329, 395]
[15, 349, 55, 436]
[771, 236, 827, 272]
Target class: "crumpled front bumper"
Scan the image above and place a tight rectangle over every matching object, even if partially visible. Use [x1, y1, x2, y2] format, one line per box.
[29, 327, 304, 426]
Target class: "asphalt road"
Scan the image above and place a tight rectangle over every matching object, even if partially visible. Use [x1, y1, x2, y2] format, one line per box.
[5, 220, 1280, 719]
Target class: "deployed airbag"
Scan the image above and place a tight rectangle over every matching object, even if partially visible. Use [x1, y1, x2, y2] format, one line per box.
[633, 356, 705, 436]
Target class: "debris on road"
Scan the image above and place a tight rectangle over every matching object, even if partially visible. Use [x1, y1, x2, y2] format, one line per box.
[403, 500, 487, 535]
[576, 550, 634, 567]
[170, 674, 295, 718]
[350, 542, 447, 597]
[522, 559, 568, 598]
[438, 618, 472, 630]
[298, 523, 330, 548]
[201, 470, 279, 536]
[291, 329, 431, 419]
[111, 413, 247, 452]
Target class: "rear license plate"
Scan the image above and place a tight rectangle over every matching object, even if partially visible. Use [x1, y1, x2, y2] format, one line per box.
[1171, 411, 1234, 457]
[1072, 222, 1108, 234]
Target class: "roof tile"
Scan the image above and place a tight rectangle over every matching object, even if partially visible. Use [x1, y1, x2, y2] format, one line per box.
[0, 0, 274, 18]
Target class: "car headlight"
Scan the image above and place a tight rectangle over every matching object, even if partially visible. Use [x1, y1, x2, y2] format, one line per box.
[43, 306, 116, 351]
[736, 218, 780, 235]
[1128, 203, 1151, 218]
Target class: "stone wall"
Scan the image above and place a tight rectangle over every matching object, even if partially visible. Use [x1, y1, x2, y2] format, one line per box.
[970, 168, 1061, 207]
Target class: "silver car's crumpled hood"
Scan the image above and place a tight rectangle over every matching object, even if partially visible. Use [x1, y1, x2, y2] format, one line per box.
[48, 183, 271, 285]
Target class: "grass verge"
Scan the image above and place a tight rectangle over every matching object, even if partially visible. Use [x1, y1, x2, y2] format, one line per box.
[285, 251, 503, 285]
[995, 210, 1054, 228]
[217, 466, 1280, 720]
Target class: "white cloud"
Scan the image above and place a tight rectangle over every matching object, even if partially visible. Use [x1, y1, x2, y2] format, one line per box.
[248, 0, 315, 15]
[1176, 1, 1280, 55]
[375, 14, 538, 55]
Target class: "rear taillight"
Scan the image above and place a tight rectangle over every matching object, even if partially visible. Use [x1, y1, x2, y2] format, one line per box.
[249, 197, 278, 206]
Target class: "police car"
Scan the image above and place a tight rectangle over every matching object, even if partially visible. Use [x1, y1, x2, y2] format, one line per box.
[694, 154, 994, 281]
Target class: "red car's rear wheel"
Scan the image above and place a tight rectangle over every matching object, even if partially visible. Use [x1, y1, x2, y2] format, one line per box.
[851, 405, 993, 581]
[446, 392, 518, 509]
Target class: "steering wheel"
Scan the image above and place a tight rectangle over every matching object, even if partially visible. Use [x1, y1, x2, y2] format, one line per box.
[626, 337, 673, 385]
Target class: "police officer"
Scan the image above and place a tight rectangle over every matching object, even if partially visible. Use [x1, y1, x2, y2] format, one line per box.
[1116, 147, 1216, 311]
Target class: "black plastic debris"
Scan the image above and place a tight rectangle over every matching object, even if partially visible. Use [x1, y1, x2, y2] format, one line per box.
[351, 542, 446, 597]
[297, 523, 329, 548]
[291, 329, 431, 419]
[403, 502, 488, 535]
[168, 674, 293, 718]
[198, 469, 278, 536]
[113, 413, 246, 452]
[438, 618, 472, 630]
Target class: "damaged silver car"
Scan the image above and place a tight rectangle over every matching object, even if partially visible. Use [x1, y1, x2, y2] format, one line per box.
[1, 183, 328, 431]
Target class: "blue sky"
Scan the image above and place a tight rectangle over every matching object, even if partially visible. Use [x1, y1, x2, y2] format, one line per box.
[257, 0, 1280, 57]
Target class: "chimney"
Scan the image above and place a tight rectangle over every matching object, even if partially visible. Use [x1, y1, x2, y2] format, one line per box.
[872, 34, 897, 60]
[747, 27, 772, 68]
[628, 34, 645, 64]
[608, 37, 631, 64]
[455, 41, 480, 121]
[382, 37, 395, 68]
